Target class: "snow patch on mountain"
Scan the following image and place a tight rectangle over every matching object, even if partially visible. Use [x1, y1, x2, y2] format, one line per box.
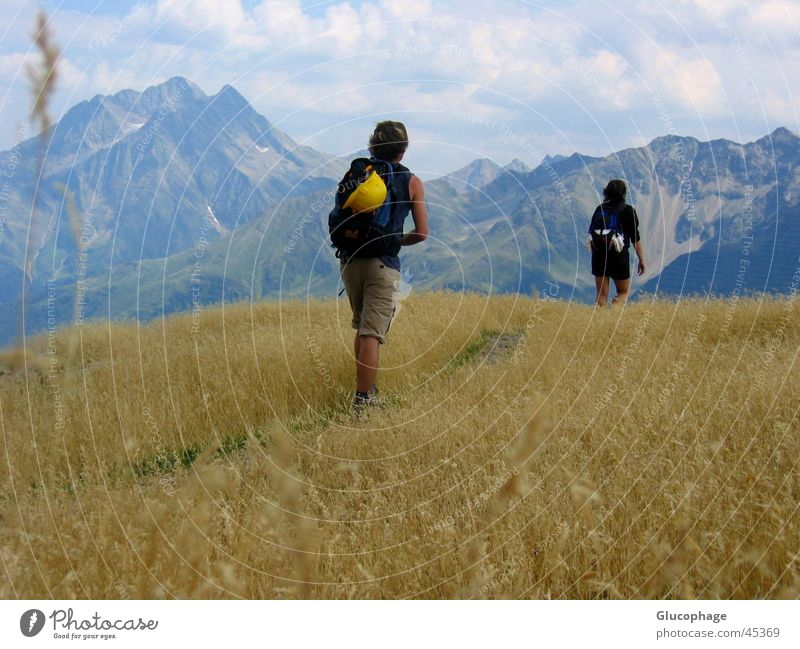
[206, 206, 228, 235]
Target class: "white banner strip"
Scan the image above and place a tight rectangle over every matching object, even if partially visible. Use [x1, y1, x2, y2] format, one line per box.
[1, 600, 798, 648]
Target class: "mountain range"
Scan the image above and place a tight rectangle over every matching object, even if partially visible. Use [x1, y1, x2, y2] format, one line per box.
[0, 76, 797, 345]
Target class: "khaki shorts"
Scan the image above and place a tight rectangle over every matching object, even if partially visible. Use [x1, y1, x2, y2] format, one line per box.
[340, 257, 400, 344]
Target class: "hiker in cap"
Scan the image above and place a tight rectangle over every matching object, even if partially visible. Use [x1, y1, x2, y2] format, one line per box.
[588, 179, 645, 305]
[329, 120, 429, 411]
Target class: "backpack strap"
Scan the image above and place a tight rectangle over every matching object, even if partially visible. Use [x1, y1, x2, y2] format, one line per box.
[370, 157, 394, 227]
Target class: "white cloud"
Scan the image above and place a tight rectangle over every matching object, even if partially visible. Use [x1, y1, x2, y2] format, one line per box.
[252, 0, 314, 43]
[751, 0, 800, 40]
[151, 0, 260, 45]
[0, 51, 29, 81]
[0, 0, 797, 170]
[633, 42, 725, 115]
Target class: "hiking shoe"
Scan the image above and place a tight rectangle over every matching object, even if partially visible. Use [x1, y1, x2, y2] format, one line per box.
[368, 384, 381, 406]
[352, 390, 371, 415]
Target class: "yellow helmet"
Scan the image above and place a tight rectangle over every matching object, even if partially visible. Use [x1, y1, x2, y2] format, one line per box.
[343, 167, 387, 214]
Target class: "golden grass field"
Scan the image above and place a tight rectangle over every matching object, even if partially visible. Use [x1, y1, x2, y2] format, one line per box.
[0, 292, 798, 599]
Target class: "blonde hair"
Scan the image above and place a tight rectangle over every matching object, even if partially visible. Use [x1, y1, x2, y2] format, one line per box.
[368, 120, 408, 161]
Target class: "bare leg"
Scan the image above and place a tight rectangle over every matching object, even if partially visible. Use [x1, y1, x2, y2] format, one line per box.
[356, 335, 380, 393]
[611, 278, 631, 305]
[594, 276, 610, 306]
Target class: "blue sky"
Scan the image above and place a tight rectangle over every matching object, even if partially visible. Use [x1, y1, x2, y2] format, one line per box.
[1, 0, 798, 176]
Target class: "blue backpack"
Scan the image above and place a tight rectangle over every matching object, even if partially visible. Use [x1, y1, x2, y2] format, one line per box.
[589, 202, 624, 250]
[328, 157, 395, 260]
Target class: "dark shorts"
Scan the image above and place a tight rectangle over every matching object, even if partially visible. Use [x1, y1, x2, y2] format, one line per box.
[592, 247, 630, 280]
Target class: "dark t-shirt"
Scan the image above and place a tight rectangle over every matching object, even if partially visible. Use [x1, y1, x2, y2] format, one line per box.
[590, 201, 641, 279]
[607, 201, 640, 249]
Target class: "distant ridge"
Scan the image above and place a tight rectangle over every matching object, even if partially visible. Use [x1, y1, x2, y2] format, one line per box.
[0, 76, 797, 344]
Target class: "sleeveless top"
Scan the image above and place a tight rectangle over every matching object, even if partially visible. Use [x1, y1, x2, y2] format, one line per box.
[377, 160, 413, 271]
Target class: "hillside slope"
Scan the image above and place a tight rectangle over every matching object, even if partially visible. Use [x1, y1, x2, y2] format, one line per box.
[1, 293, 798, 598]
[3, 73, 796, 345]
[0, 76, 347, 343]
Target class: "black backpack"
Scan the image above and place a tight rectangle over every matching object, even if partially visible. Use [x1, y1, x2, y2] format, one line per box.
[588, 202, 624, 250]
[328, 158, 395, 260]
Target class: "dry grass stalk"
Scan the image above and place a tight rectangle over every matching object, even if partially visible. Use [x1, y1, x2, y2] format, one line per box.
[7, 11, 59, 372]
[0, 294, 797, 598]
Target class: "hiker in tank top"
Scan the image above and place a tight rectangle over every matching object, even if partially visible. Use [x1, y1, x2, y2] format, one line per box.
[338, 121, 429, 412]
[589, 179, 646, 306]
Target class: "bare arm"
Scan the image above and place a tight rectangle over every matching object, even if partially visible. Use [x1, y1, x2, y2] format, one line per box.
[634, 240, 645, 275]
[630, 206, 645, 275]
[400, 175, 429, 246]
